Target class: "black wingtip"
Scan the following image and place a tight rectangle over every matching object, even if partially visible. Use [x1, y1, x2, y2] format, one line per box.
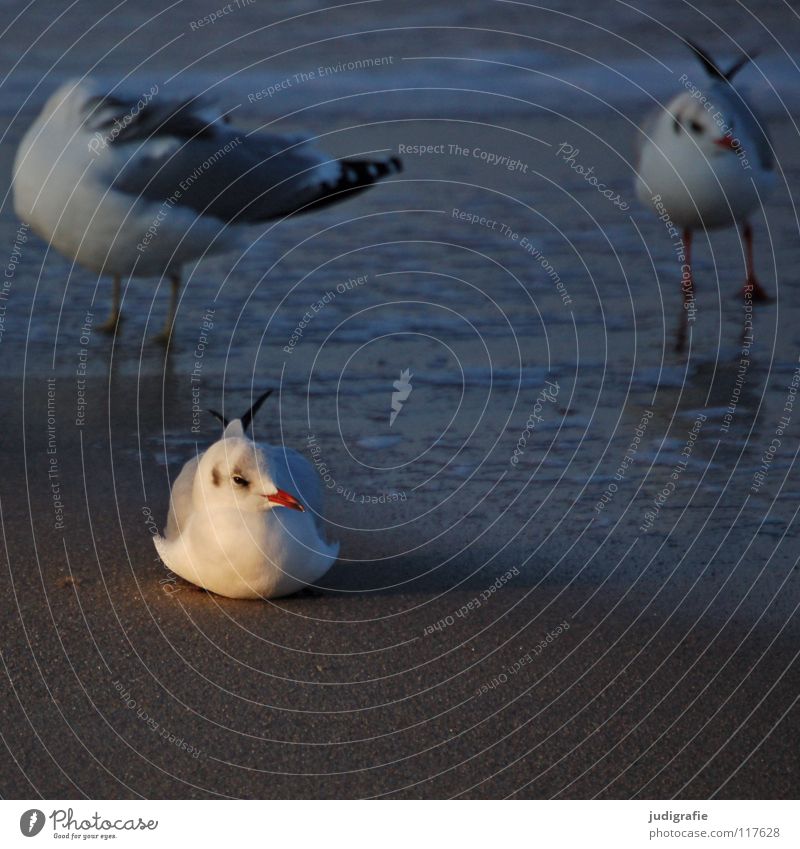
[206, 389, 272, 431]
[685, 38, 725, 80]
[685, 38, 756, 82]
[240, 389, 273, 432]
[207, 408, 229, 426]
[724, 49, 758, 81]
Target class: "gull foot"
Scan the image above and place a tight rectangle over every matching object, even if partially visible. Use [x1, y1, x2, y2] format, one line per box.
[673, 323, 689, 353]
[151, 328, 174, 346]
[740, 280, 773, 303]
[98, 315, 122, 333]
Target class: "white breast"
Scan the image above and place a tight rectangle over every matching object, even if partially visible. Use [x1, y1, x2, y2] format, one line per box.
[155, 506, 338, 599]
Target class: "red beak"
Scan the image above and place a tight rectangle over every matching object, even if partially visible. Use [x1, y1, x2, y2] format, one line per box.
[715, 135, 738, 151]
[265, 488, 305, 511]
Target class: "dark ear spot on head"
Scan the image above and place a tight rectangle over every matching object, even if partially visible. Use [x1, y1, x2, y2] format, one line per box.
[211, 466, 221, 487]
[673, 114, 681, 134]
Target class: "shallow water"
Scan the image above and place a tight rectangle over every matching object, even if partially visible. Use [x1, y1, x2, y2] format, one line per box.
[2, 4, 800, 592]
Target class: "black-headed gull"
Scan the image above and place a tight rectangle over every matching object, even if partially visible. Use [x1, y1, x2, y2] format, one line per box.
[635, 41, 775, 348]
[13, 78, 402, 340]
[154, 390, 338, 599]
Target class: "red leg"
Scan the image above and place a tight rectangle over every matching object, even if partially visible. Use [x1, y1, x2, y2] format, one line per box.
[740, 221, 772, 303]
[675, 228, 695, 351]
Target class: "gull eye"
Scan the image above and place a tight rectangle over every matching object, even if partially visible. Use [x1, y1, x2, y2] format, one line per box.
[232, 475, 249, 487]
[689, 119, 704, 134]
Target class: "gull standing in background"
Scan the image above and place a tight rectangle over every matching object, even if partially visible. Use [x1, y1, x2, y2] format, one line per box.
[635, 41, 775, 349]
[13, 78, 402, 341]
[154, 390, 339, 599]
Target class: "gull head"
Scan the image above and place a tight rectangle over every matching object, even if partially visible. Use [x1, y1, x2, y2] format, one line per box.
[39, 78, 104, 126]
[661, 91, 743, 161]
[195, 420, 304, 514]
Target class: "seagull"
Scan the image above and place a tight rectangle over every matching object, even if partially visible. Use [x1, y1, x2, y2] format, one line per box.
[13, 78, 402, 341]
[154, 389, 339, 599]
[635, 40, 775, 349]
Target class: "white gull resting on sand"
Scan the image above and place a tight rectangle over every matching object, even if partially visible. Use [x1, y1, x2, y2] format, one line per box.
[13, 78, 402, 340]
[635, 40, 775, 349]
[154, 390, 338, 599]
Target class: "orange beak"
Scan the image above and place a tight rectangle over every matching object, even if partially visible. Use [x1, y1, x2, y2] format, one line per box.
[715, 135, 738, 151]
[265, 488, 305, 511]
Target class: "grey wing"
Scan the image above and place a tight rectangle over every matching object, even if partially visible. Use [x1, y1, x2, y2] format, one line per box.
[84, 91, 221, 144]
[111, 120, 402, 223]
[110, 122, 338, 221]
[165, 455, 200, 539]
[269, 446, 324, 522]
